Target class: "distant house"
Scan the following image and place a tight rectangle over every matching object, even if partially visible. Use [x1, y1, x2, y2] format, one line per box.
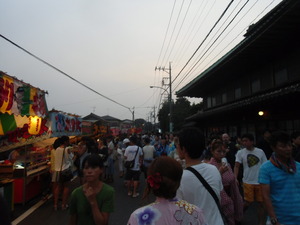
[82, 113, 109, 136]
[101, 115, 122, 128]
[176, 0, 300, 139]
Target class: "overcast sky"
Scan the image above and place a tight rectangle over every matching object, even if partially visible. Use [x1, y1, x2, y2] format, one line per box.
[0, 0, 281, 122]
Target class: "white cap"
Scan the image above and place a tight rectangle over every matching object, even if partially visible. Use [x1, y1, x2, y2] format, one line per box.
[123, 138, 130, 144]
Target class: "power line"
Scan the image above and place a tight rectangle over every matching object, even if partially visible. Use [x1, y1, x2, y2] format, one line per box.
[155, 0, 177, 67]
[173, 0, 276, 92]
[174, 0, 250, 90]
[172, 0, 235, 84]
[0, 34, 132, 112]
[159, 0, 186, 67]
[172, 0, 216, 71]
[192, 0, 260, 79]
[171, 0, 209, 69]
[163, 0, 193, 67]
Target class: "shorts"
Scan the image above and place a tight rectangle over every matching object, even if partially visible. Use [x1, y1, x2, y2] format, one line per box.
[51, 171, 72, 183]
[125, 169, 140, 181]
[243, 183, 263, 202]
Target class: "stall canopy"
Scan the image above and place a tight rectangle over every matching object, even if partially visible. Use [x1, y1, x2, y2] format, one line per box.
[0, 71, 48, 117]
[0, 110, 82, 152]
[0, 71, 83, 152]
[0, 71, 48, 135]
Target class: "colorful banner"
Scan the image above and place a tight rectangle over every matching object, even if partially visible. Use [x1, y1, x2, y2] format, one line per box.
[49, 111, 82, 137]
[0, 116, 51, 152]
[0, 72, 48, 117]
[81, 121, 93, 136]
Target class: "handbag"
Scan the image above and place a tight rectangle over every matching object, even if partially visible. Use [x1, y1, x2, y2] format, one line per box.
[124, 147, 139, 169]
[186, 166, 229, 225]
[60, 148, 73, 183]
[61, 167, 73, 182]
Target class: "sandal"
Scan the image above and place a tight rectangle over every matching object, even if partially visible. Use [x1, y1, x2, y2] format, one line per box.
[62, 204, 69, 210]
[132, 193, 140, 198]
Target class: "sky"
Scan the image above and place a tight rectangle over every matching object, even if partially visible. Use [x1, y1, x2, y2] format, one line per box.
[0, 0, 282, 122]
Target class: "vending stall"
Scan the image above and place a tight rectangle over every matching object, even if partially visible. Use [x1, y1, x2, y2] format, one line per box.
[0, 71, 49, 208]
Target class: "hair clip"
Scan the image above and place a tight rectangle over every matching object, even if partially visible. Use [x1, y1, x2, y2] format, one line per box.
[147, 173, 162, 190]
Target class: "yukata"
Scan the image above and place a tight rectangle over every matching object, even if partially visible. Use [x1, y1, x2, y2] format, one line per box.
[209, 157, 243, 225]
[155, 144, 170, 157]
[127, 198, 207, 225]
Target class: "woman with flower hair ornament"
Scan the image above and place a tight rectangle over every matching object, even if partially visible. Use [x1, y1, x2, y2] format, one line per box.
[127, 156, 207, 225]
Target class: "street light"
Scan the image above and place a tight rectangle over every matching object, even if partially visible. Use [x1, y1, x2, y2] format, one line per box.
[150, 85, 169, 94]
[150, 85, 173, 133]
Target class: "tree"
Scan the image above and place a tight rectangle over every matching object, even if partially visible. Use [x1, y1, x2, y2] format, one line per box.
[135, 118, 146, 128]
[157, 97, 203, 133]
[173, 97, 192, 131]
[157, 101, 170, 133]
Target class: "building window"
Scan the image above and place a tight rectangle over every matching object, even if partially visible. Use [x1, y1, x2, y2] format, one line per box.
[222, 93, 227, 104]
[235, 88, 241, 99]
[212, 97, 216, 107]
[251, 79, 260, 93]
[207, 97, 211, 108]
[274, 68, 288, 86]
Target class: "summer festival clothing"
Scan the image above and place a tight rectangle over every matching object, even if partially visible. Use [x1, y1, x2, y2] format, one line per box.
[259, 160, 300, 225]
[127, 197, 207, 225]
[209, 157, 243, 225]
[235, 147, 267, 184]
[142, 144, 155, 167]
[124, 145, 143, 171]
[69, 183, 115, 225]
[177, 163, 224, 225]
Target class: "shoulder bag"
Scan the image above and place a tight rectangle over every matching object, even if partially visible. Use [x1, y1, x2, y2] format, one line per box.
[60, 148, 73, 183]
[186, 166, 229, 225]
[124, 146, 139, 169]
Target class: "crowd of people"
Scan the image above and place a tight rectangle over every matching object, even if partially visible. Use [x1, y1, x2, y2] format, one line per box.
[38, 130, 300, 225]
[1, 128, 300, 225]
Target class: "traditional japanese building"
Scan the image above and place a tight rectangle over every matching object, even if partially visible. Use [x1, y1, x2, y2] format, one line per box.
[176, 0, 300, 139]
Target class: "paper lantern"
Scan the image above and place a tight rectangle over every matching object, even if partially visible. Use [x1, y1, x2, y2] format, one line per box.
[28, 116, 42, 135]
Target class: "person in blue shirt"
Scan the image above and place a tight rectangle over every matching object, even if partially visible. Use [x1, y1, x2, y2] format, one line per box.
[155, 136, 170, 157]
[259, 131, 300, 225]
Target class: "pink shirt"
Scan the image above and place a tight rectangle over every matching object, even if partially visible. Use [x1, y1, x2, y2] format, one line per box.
[127, 197, 207, 225]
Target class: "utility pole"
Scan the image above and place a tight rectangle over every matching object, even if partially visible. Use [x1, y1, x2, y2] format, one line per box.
[153, 106, 156, 125]
[131, 107, 135, 128]
[155, 62, 173, 133]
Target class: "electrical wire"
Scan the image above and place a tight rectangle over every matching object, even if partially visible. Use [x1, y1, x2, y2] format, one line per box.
[155, 0, 177, 67]
[174, 0, 250, 91]
[193, 0, 244, 61]
[173, 0, 277, 92]
[172, 0, 234, 84]
[172, 0, 216, 71]
[0, 34, 132, 112]
[162, 0, 193, 67]
[159, 0, 186, 67]
[171, 0, 208, 69]
[194, 0, 260, 78]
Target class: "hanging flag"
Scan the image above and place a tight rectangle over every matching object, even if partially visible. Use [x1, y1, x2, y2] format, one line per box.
[0, 113, 17, 135]
[0, 74, 14, 114]
[0, 71, 48, 117]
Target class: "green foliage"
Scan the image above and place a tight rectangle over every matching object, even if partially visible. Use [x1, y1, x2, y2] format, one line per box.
[157, 97, 203, 133]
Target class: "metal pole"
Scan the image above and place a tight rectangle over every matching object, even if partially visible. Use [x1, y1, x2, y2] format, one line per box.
[169, 62, 173, 133]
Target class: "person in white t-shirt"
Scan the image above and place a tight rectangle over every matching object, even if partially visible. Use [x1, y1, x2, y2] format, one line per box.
[53, 136, 73, 211]
[142, 137, 155, 178]
[176, 127, 224, 225]
[234, 133, 267, 225]
[124, 136, 143, 198]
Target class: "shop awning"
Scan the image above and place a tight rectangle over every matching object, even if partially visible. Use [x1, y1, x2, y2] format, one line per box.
[0, 71, 48, 117]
